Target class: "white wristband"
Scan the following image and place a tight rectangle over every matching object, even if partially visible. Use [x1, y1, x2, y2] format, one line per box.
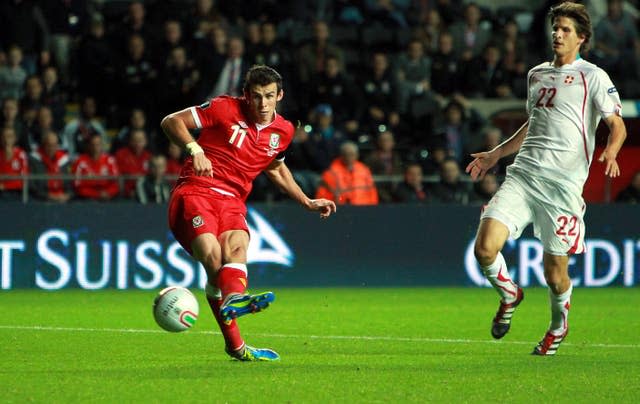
[185, 142, 204, 156]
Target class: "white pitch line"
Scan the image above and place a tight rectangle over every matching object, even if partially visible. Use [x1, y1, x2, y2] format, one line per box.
[0, 325, 638, 349]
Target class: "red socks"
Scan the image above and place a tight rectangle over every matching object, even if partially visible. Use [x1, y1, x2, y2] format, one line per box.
[205, 283, 243, 351]
[216, 263, 248, 298]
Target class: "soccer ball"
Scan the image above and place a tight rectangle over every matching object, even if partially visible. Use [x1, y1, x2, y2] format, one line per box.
[153, 286, 199, 332]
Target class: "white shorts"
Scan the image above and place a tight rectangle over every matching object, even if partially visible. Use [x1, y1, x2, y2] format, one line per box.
[481, 171, 586, 256]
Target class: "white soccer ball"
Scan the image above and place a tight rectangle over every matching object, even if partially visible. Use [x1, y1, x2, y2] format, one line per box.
[153, 286, 199, 332]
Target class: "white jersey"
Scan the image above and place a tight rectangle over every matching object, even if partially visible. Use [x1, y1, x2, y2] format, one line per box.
[509, 58, 622, 193]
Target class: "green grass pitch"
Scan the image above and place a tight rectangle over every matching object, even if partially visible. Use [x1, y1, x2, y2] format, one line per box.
[1, 287, 639, 403]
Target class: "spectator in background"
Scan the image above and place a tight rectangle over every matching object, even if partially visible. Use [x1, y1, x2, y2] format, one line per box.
[254, 22, 290, 76]
[253, 21, 297, 116]
[243, 21, 262, 64]
[136, 154, 172, 204]
[295, 20, 344, 86]
[298, 104, 345, 172]
[460, 43, 512, 98]
[364, 0, 410, 27]
[414, 9, 444, 54]
[116, 34, 157, 123]
[39, 0, 89, 84]
[158, 46, 200, 126]
[41, 66, 66, 130]
[0, 45, 28, 100]
[22, 106, 56, 152]
[358, 51, 401, 135]
[430, 32, 460, 97]
[449, 2, 491, 62]
[498, 18, 528, 98]
[419, 141, 448, 176]
[470, 171, 498, 204]
[395, 39, 432, 115]
[0, 0, 50, 75]
[394, 162, 430, 204]
[115, 129, 152, 198]
[186, 0, 228, 40]
[285, 125, 324, 198]
[432, 158, 470, 204]
[28, 130, 71, 203]
[156, 20, 188, 69]
[112, 1, 156, 58]
[193, 24, 227, 100]
[316, 141, 379, 205]
[615, 171, 640, 203]
[208, 36, 249, 98]
[364, 130, 403, 203]
[111, 108, 153, 153]
[164, 141, 184, 183]
[593, 0, 640, 96]
[434, 99, 476, 164]
[72, 133, 119, 201]
[75, 14, 115, 112]
[466, 126, 510, 175]
[20, 76, 45, 115]
[308, 54, 361, 137]
[61, 96, 107, 157]
[1, 98, 24, 140]
[0, 127, 28, 200]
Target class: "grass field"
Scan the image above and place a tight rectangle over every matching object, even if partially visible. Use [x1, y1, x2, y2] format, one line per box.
[1, 287, 639, 403]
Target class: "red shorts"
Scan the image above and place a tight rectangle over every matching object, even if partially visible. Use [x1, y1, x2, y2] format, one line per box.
[168, 183, 248, 255]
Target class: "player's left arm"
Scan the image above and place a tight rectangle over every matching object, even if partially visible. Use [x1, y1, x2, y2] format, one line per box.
[598, 113, 627, 178]
[264, 159, 336, 218]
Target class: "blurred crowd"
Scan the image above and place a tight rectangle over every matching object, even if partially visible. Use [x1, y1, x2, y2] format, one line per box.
[1, 0, 639, 204]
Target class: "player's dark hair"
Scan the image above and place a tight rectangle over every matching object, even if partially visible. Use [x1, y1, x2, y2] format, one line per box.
[548, 1, 592, 52]
[243, 65, 283, 93]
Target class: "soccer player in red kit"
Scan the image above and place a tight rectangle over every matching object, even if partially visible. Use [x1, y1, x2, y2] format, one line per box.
[162, 65, 336, 361]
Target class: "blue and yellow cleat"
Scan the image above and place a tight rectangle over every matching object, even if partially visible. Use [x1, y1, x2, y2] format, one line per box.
[226, 344, 280, 362]
[219, 291, 275, 324]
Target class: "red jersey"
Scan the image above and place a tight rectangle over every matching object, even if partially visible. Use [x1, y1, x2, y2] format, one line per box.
[72, 153, 120, 199]
[30, 148, 71, 196]
[178, 96, 295, 201]
[115, 146, 151, 197]
[0, 146, 28, 191]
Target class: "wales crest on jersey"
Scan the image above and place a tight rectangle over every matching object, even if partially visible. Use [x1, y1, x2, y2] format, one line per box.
[269, 133, 280, 149]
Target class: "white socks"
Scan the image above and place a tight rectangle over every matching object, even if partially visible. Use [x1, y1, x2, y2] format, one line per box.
[481, 252, 519, 304]
[549, 284, 572, 335]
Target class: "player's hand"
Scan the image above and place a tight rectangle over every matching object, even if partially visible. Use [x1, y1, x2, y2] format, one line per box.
[598, 149, 621, 178]
[465, 151, 499, 181]
[306, 198, 337, 219]
[192, 152, 213, 177]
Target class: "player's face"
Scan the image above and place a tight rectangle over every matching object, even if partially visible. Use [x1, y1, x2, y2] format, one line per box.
[551, 17, 584, 60]
[246, 83, 283, 125]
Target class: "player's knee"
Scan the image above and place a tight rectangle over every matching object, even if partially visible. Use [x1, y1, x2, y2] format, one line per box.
[544, 272, 569, 294]
[226, 245, 247, 262]
[474, 241, 498, 266]
[195, 251, 221, 275]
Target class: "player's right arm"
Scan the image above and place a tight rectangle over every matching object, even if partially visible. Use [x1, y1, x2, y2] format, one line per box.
[466, 120, 529, 181]
[160, 108, 212, 177]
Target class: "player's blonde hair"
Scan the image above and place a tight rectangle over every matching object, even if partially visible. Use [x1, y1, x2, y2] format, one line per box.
[548, 1, 592, 52]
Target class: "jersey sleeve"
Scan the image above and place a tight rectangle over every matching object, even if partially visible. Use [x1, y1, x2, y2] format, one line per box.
[189, 97, 229, 129]
[589, 68, 622, 119]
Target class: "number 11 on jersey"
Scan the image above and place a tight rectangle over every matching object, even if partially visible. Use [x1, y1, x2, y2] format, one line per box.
[229, 124, 247, 148]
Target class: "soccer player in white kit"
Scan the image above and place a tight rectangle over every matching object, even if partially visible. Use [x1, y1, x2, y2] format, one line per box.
[465, 2, 627, 356]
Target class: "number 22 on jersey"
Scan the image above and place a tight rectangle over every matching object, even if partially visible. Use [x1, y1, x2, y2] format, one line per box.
[535, 87, 557, 108]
